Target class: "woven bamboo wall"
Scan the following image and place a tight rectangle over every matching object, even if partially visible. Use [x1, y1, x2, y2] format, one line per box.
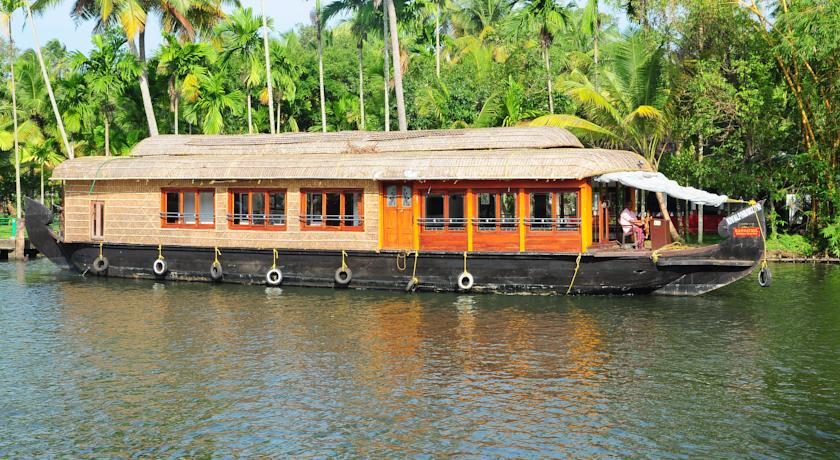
[63, 179, 380, 251]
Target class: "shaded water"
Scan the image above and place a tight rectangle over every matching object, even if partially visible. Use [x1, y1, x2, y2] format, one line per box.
[1, 259, 838, 458]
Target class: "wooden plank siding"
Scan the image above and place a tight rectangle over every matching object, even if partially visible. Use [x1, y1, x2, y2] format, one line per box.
[63, 179, 380, 251]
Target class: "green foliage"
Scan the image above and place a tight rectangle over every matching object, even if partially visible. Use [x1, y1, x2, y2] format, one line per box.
[0, 0, 838, 253]
[820, 217, 840, 258]
[766, 233, 817, 258]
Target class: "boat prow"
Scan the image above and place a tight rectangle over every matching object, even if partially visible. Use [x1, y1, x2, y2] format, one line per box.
[652, 202, 766, 295]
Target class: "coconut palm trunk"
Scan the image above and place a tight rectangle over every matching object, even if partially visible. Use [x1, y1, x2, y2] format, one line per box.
[385, 0, 407, 131]
[316, 0, 327, 132]
[542, 39, 554, 114]
[262, 0, 275, 134]
[435, 1, 440, 78]
[128, 31, 160, 137]
[247, 88, 253, 134]
[104, 110, 111, 156]
[6, 16, 24, 259]
[358, 39, 366, 130]
[382, 1, 390, 131]
[174, 92, 179, 135]
[655, 191, 680, 240]
[25, 5, 74, 158]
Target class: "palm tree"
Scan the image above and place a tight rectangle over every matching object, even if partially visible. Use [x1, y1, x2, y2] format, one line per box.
[1, 0, 24, 258]
[375, 0, 390, 131]
[323, 0, 379, 131]
[216, 7, 266, 134]
[580, 0, 599, 88]
[21, 138, 62, 203]
[451, 0, 510, 36]
[183, 73, 244, 134]
[531, 32, 680, 239]
[46, 0, 231, 137]
[312, 0, 327, 132]
[384, 0, 407, 130]
[71, 32, 140, 155]
[261, 33, 303, 133]
[512, 0, 568, 114]
[157, 33, 212, 134]
[260, 0, 274, 134]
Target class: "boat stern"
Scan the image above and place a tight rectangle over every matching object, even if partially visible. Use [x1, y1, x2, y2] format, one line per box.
[24, 197, 73, 270]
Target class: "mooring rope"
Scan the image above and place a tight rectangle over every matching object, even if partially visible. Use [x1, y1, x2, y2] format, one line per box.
[272, 249, 278, 270]
[565, 252, 582, 295]
[157, 244, 164, 261]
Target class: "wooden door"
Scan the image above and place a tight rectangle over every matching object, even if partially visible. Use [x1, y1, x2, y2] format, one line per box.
[382, 183, 414, 249]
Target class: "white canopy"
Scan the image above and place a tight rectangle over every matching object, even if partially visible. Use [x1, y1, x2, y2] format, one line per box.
[594, 171, 729, 207]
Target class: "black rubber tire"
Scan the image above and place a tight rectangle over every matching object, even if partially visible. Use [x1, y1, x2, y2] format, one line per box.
[210, 262, 223, 282]
[91, 256, 109, 275]
[266, 268, 283, 287]
[457, 271, 474, 291]
[334, 267, 352, 286]
[153, 258, 168, 277]
[405, 277, 419, 293]
[758, 266, 772, 287]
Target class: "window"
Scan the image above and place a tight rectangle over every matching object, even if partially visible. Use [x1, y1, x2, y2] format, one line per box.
[385, 185, 412, 208]
[91, 201, 105, 240]
[161, 189, 215, 229]
[476, 191, 518, 231]
[228, 190, 286, 230]
[302, 189, 364, 231]
[401, 185, 413, 207]
[421, 190, 466, 231]
[527, 191, 580, 232]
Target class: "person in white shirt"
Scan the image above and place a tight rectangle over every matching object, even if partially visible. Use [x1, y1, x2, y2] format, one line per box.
[619, 199, 645, 249]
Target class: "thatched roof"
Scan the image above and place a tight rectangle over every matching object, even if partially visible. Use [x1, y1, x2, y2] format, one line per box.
[52, 127, 651, 182]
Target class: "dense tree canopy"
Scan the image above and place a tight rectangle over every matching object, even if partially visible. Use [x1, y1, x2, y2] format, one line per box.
[1, 0, 838, 253]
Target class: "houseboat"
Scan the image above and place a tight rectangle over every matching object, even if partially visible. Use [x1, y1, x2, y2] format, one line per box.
[26, 127, 768, 295]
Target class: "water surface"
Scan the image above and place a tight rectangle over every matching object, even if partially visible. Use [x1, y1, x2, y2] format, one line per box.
[1, 260, 838, 457]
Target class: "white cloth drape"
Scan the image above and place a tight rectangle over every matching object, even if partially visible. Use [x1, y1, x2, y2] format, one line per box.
[594, 171, 728, 207]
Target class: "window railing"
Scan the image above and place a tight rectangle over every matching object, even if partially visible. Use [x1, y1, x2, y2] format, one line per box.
[418, 217, 468, 231]
[227, 213, 286, 226]
[471, 217, 519, 231]
[299, 214, 364, 226]
[524, 217, 582, 231]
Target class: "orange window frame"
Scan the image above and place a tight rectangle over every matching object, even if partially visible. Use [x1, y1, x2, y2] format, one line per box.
[90, 201, 105, 240]
[419, 189, 467, 233]
[524, 189, 581, 233]
[300, 189, 365, 232]
[473, 190, 519, 233]
[227, 189, 287, 231]
[160, 188, 216, 229]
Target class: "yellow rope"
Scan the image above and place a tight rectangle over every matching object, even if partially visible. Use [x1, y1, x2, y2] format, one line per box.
[462, 251, 468, 274]
[341, 250, 349, 270]
[396, 252, 407, 271]
[651, 241, 689, 264]
[272, 249, 278, 270]
[157, 244, 164, 260]
[411, 250, 420, 285]
[565, 252, 582, 295]
[213, 247, 221, 265]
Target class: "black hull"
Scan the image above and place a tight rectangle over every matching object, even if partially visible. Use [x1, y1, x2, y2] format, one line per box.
[24, 198, 765, 296]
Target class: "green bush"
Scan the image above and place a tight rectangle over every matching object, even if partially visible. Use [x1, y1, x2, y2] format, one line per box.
[820, 217, 840, 258]
[766, 233, 816, 258]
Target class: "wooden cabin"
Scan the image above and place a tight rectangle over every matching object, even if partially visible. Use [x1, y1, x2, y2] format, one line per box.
[51, 127, 651, 255]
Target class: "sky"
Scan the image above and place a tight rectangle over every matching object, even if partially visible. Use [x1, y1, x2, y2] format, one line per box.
[9, 0, 315, 53]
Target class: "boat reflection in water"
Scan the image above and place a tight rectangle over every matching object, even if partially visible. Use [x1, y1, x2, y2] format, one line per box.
[3, 260, 838, 457]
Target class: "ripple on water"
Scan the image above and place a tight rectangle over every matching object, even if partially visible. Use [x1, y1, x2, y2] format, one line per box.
[0, 260, 838, 458]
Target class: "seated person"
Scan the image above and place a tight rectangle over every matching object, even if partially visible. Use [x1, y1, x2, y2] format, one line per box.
[619, 199, 645, 249]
